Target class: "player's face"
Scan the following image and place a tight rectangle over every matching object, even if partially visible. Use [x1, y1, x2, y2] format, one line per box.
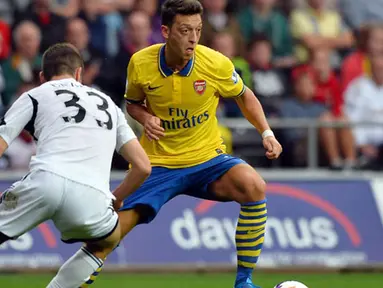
[162, 14, 202, 61]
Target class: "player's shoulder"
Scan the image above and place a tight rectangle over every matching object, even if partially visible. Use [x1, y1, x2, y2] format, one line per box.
[130, 44, 163, 66]
[86, 85, 117, 106]
[195, 44, 227, 62]
[25, 82, 54, 100]
[195, 45, 232, 74]
[86, 84, 109, 97]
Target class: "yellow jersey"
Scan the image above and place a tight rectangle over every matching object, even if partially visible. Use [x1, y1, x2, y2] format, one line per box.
[125, 44, 245, 168]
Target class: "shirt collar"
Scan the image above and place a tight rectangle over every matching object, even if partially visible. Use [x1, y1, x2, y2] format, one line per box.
[158, 44, 195, 77]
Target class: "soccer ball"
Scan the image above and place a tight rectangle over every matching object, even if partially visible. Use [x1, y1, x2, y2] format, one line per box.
[274, 281, 309, 288]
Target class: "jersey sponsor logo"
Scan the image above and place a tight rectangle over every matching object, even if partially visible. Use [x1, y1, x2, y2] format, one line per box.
[161, 107, 209, 130]
[232, 71, 239, 84]
[193, 80, 206, 95]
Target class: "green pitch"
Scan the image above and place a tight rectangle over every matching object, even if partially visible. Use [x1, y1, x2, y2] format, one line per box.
[0, 272, 382, 287]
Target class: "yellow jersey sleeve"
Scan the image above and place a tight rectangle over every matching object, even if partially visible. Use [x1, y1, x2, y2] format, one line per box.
[124, 56, 145, 104]
[216, 55, 246, 98]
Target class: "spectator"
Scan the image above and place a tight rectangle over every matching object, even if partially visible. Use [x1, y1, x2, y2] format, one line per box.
[0, 0, 31, 25]
[0, 20, 11, 61]
[310, 48, 357, 168]
[210, 32, 252, 117]
[114, 11, 153, 103]
[345, 54, 383, 170]
[279, 66, 349, 169]
[247, 34, 287, 116]
[49, 0, 80, 18]
[310, 49, 343, 117]
[1, 21, 41, 107]
[200, 0, 245, 56]
[14, 0, 67, 52]
[290, 0, 354, 66]
[79, 0, 123, 57]
[211, 32, 252, 87]
[293, 0, 338, 10]
[341, 23, 383, 93]
[66, 18, 105, 87]
[135, 0, 163, 44]
[237, 0, 295, 68]
[338, 0, 383, 31]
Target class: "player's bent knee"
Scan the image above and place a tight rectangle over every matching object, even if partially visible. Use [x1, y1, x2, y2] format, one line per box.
[239, 171, 266, 204]
[101, 222, 121, 249]
[85, 222, 121, 258]
[118, 206, 149, 238]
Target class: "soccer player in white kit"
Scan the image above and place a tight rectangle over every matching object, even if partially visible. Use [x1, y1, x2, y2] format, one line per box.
[0, 43, 151, 288]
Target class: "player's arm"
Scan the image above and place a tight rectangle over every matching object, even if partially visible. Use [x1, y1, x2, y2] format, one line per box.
[235, 87, 271, 134]
[217, 56, 282, 159]
[0, 93, 34, 157]
[236, 89, 282, 159]
[112, 106, 151, 207]
[124, 56, 164, 141]
[113, 139, 151, 208]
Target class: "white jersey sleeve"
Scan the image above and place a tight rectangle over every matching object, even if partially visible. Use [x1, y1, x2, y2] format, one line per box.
[0, 93, 35, 145]
[115, 105, 136, 152]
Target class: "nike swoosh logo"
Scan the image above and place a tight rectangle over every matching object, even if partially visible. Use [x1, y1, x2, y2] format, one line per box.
[148, 85, 162, 91]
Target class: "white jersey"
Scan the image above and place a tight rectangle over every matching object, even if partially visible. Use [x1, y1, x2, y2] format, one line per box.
[0, 78, 136, 194]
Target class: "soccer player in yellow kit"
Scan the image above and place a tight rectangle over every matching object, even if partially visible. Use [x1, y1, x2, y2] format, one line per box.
[114, 1, 282, 287]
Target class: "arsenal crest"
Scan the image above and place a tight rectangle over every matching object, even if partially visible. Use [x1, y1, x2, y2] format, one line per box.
[193, 80, 206, 95]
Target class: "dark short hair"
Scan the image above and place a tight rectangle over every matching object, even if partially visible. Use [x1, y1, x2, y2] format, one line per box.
[42, 43, 84, 81]
[248, 33, 271, 50]
[161, 0, 203, 27]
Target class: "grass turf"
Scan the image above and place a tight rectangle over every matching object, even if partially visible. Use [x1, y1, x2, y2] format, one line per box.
[0, 272, 382, 287]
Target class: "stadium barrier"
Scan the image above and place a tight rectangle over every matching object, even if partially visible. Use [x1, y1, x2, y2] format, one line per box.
[219, 118, 383, 169]
[0, 170, 382, 272]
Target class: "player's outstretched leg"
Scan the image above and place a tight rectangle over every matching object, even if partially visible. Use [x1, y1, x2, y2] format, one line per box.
[47, 222, 121, 288]
[46, 246, 105, 288]
[61, 208, 142, 288]
[235, 199, 267, 288]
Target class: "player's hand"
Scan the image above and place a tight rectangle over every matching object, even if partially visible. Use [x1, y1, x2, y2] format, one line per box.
[263, 136, 282, 160]
[144, 116, 165, 141]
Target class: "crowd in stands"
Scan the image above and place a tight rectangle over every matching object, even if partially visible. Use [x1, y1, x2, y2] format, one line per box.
[1, 0, 383, 170]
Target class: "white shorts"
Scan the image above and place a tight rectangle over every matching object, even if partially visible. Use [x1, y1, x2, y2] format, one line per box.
[0, 169, 118, 243]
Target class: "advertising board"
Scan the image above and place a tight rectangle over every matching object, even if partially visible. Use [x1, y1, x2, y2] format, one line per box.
[0, 179, 382, 268]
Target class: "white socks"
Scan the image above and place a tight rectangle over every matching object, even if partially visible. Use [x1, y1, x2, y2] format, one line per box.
[47, 247, 103, 288]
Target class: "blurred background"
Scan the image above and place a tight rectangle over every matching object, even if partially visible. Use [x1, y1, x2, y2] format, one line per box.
[1, 0, 383, 287]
